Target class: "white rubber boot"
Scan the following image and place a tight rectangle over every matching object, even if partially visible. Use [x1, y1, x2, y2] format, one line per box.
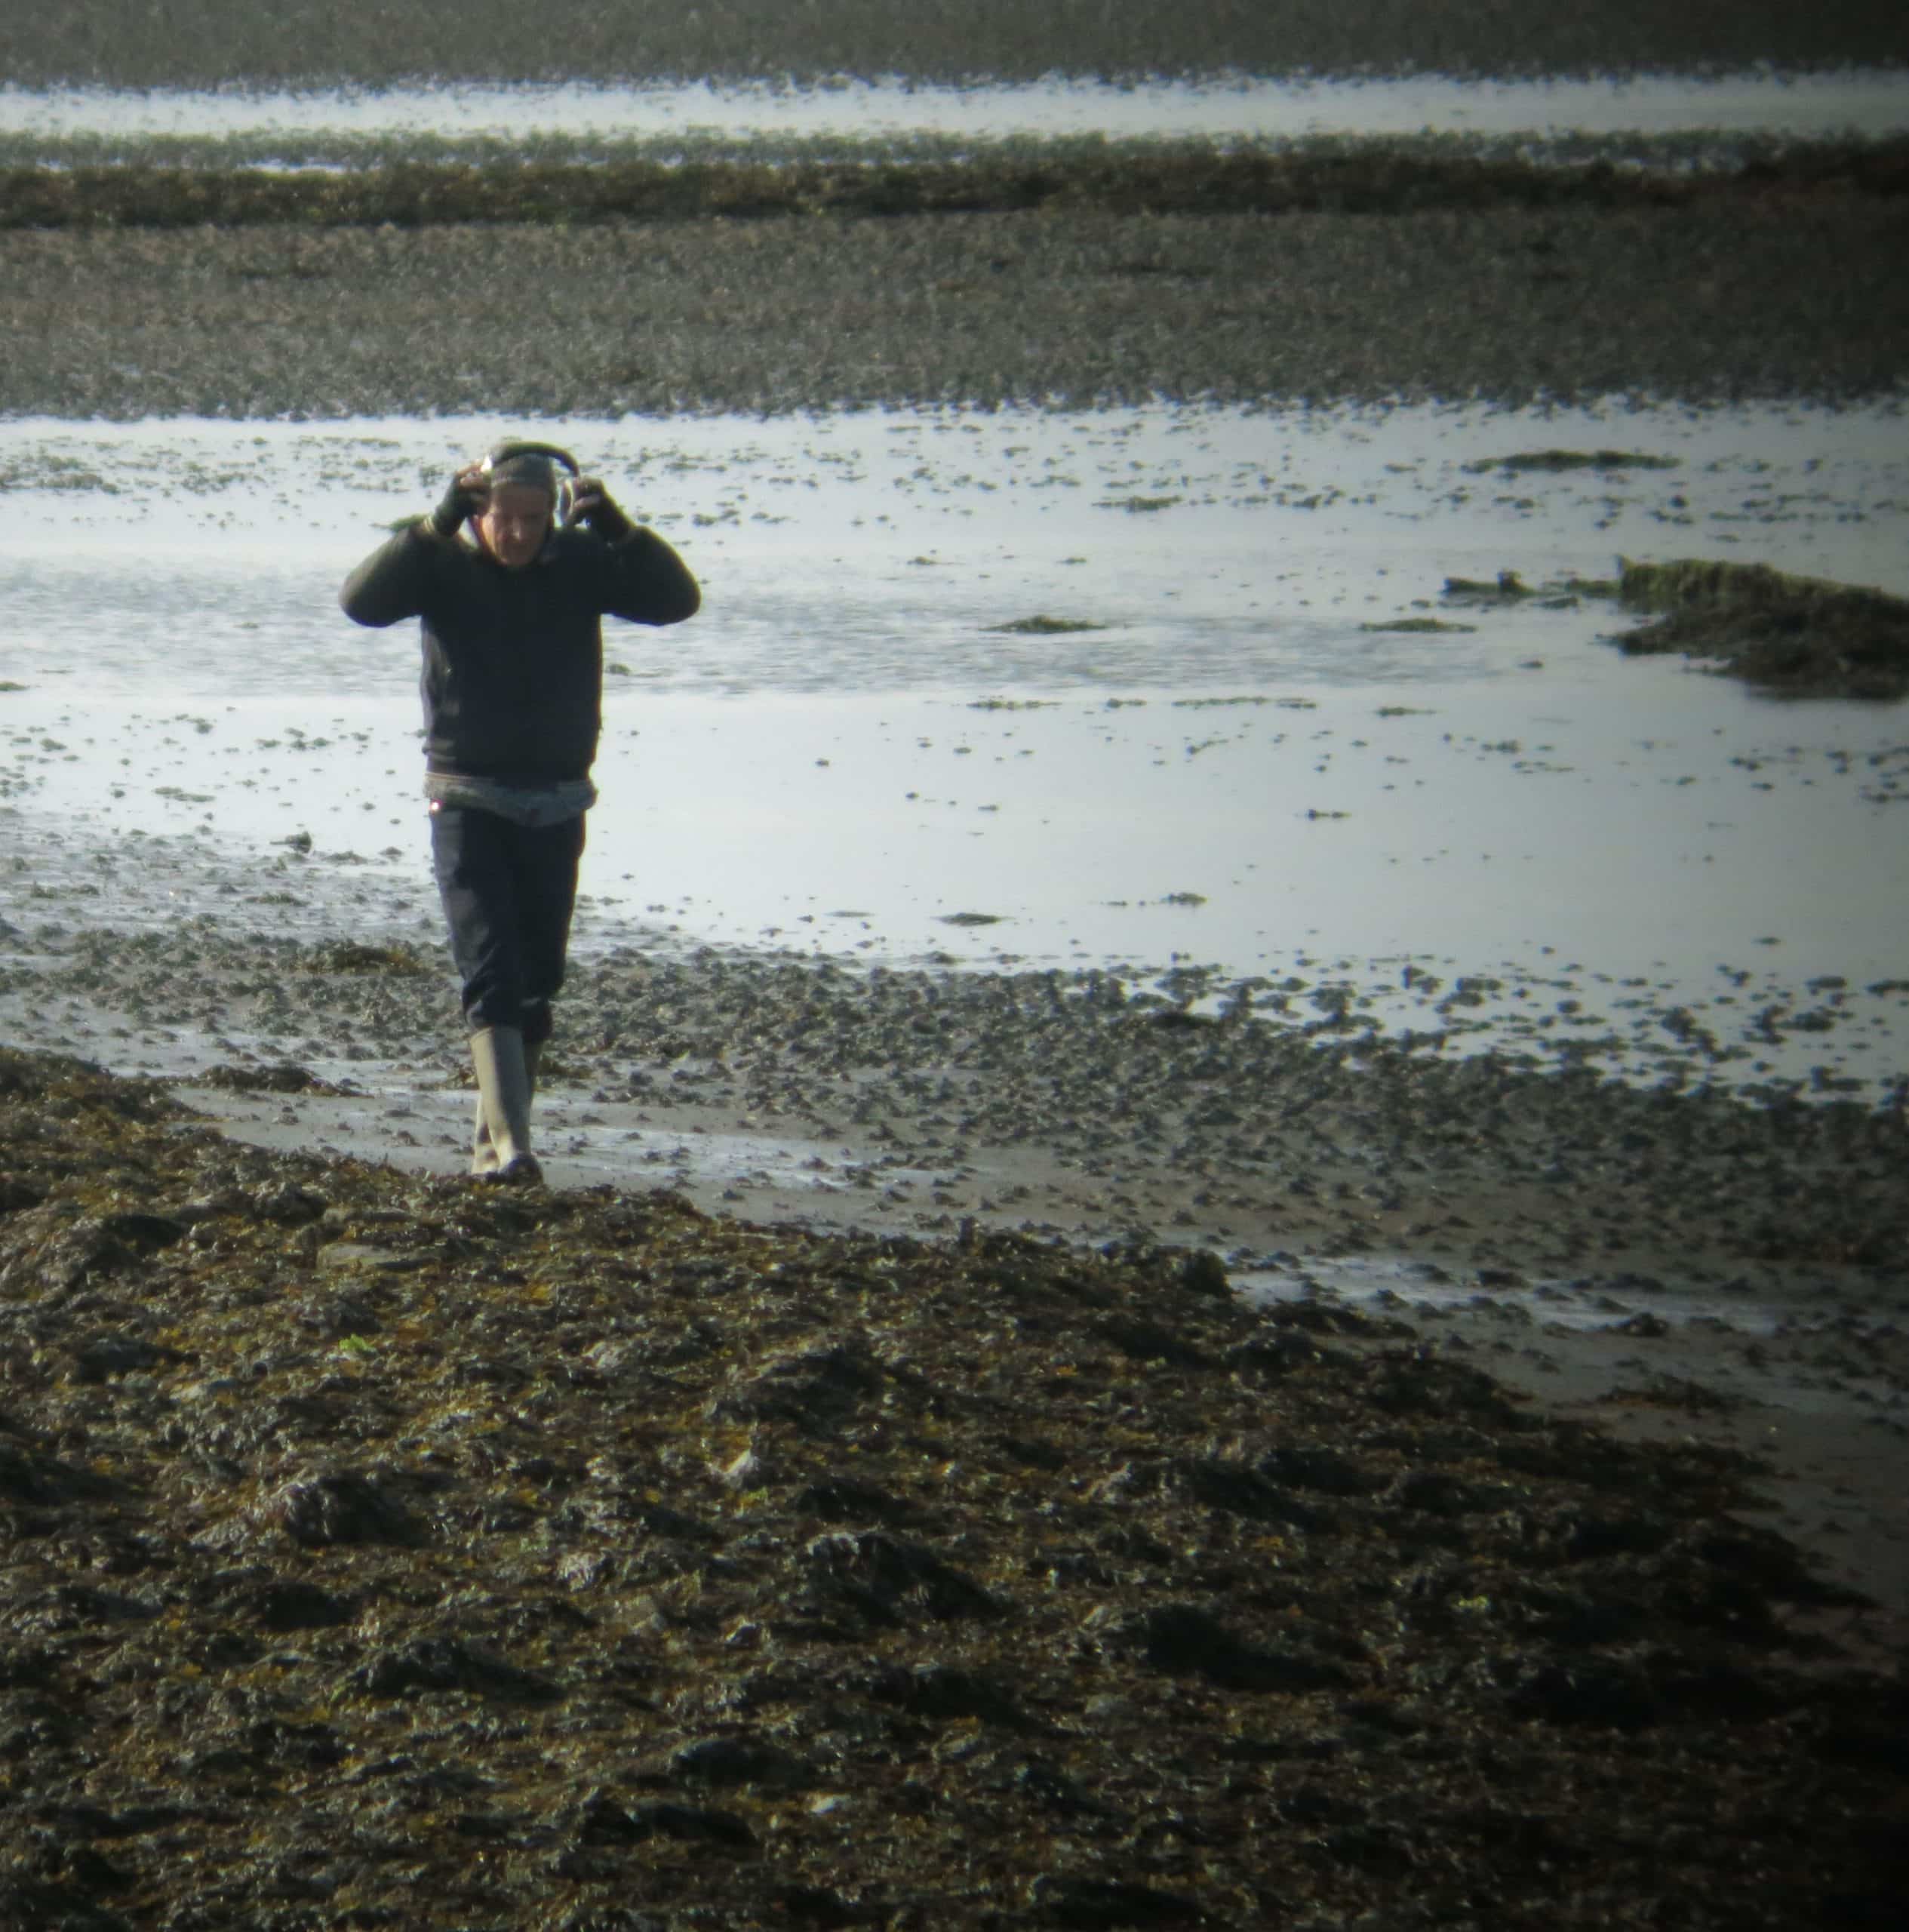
[472, 1038, 543, 1175]
[469, 1026, 543, 1185]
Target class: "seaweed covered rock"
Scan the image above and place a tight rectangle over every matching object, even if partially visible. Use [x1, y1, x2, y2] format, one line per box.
[1613, 556, 1909, 699]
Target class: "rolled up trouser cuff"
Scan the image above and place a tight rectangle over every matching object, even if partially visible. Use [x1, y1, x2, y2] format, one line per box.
[463, 996, 552, 1044]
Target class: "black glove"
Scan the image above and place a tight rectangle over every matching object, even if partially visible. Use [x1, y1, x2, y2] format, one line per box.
[430, 469, 484, 537]
[573, 485, 633, 543]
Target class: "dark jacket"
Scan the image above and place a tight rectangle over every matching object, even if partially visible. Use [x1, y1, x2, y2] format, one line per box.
[339, 520, 699, 783]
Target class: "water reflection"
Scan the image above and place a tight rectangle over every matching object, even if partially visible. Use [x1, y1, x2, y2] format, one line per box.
[2, 401, 1905, 1100]
[2, 70, 1906, 145]
[5, 402, 1905, 698]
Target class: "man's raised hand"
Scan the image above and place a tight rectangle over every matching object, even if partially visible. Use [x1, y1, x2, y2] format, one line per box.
[570, 479, 633, 542]
[431, 463, 490, 537]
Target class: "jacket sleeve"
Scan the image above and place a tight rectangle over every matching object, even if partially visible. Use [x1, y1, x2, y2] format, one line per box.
[339, 521, 444, 627]
[596, 526, 701, 627]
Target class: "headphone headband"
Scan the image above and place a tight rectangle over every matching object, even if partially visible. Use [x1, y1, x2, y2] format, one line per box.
[478, 441, 582, 525]
[481, 439, 580, 477]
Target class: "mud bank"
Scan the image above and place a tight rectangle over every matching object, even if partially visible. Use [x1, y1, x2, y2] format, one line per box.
[2, 193, 1905, 417]
[10, 139, 1909, 229]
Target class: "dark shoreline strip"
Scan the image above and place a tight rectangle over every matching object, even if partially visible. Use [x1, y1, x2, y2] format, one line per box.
[2, 0, 1904, 90]
[5, 143, 1907, 229]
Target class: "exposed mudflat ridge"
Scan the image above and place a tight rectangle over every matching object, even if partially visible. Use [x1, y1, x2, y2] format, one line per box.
[2, 192, 1905, 417]
[8, 140, 1908, 228]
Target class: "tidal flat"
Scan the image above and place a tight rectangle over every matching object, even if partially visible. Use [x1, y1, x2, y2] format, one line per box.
[2, 17, 1908, 1927]
[3, 401, 1906, 1923]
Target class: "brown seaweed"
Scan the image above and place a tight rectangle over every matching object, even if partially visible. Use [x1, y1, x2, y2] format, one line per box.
[0, 1044, 1901, 1928]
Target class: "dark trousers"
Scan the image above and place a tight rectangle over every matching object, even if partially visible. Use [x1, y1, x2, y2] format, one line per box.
[429, 805, 586, 1045]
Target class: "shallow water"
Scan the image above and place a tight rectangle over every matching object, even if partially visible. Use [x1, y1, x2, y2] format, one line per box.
[2, 401, 1907, 1099]
[2, 70, 1906, 146]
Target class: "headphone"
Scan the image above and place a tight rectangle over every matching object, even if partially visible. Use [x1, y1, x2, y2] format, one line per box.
[479, 439, 583, 526]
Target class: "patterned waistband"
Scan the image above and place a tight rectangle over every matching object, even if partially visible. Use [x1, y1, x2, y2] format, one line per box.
[423, 771, 597, 828]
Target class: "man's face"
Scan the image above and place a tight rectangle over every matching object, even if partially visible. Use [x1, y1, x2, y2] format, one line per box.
[475, 483, 553, 568]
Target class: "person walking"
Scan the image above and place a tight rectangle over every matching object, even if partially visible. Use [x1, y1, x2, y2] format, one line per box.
[340, 441, 700, 1184]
